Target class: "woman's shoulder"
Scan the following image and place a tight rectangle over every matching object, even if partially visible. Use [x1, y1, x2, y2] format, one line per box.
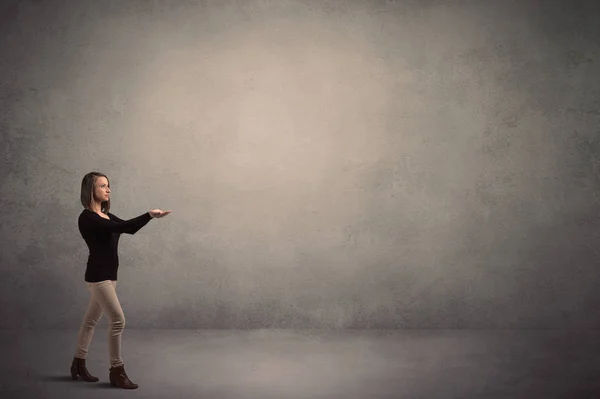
[79, 208, 91, 218]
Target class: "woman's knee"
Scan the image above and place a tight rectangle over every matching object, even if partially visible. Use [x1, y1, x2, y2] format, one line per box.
[81, 317, 100, 328]
[110, 314, 126, 330]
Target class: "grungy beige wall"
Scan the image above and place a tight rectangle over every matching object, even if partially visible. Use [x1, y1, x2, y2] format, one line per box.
[1, 0, 599, 329]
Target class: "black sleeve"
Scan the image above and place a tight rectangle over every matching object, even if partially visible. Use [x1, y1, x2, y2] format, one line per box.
[108, 212, 152, 235]
[80, 211, 152, 235]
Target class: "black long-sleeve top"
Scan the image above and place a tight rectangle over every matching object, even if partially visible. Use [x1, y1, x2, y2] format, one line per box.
[78, 208, 152, 282]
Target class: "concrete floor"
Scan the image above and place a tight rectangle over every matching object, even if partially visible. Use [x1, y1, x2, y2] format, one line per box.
[0, 329, 598, 399]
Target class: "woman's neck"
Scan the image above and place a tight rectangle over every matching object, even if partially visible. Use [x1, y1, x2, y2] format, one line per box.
[88, 202, 103, 214]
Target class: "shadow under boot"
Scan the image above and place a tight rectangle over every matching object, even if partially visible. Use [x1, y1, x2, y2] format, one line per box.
[70, 357, 99, 382]
[109, 364, 139, 389]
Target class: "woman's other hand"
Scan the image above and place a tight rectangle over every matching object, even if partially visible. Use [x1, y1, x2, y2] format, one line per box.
[149, 209, 172, 218]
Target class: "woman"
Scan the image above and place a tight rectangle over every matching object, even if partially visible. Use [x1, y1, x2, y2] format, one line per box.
[70, 172, 171, 389]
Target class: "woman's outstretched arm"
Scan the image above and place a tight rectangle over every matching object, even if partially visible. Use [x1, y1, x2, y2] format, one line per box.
[79, 211, 152, 235]
[108, 212, 153, 235]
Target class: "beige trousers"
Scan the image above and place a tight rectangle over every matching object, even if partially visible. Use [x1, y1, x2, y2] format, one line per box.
[74, 280, 126, 368]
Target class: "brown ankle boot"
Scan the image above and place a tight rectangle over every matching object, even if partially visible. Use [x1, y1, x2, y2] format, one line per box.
[70, 357, 99, 382]
[109, 364, 138, 389]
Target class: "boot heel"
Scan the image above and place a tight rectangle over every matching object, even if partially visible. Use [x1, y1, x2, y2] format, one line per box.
[109, 365, 138, 389]
[71, 357, 99, 382]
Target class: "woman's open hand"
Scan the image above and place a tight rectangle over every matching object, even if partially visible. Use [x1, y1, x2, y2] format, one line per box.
[149, 209, 172, 218]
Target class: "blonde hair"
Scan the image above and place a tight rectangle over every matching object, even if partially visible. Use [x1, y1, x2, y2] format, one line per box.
[80, 172, 111, 214]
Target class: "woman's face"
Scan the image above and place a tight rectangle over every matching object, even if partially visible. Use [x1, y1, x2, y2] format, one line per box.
[93, 176, 111, 203]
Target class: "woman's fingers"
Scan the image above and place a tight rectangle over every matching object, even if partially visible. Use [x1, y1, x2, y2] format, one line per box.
[150, 209, 172, 218]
